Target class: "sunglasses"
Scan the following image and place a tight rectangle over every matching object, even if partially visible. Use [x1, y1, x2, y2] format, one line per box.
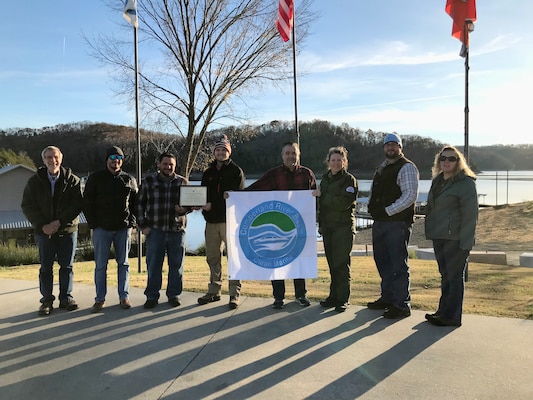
[439, 155, 458, 162]
[109, 155, 124, 161]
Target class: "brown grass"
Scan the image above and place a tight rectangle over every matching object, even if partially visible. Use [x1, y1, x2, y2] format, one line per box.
[1, 255, 532, 320]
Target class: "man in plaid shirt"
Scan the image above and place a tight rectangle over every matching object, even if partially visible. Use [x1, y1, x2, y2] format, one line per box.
[137, 153, 191, 309]
[247, 142, 317, 309]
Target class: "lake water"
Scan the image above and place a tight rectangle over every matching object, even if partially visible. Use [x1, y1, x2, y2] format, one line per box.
[184, 171, 533, 251]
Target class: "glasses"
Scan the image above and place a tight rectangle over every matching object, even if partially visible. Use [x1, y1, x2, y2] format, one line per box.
[439, 155, 458, 162]
[109, 155, 124, 161]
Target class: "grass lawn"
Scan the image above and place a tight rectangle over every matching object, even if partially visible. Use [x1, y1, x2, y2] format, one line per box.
[1, 256, 532, 319]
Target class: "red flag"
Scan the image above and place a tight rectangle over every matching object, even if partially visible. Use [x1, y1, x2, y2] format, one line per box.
[445, 0, 477, 44]
[276, 0, 294, 42]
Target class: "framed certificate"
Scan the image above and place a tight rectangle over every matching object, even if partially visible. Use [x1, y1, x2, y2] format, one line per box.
[179, 185, 207, 206]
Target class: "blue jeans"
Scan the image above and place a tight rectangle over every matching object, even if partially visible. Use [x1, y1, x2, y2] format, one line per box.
[36, 231, 77, 303]
[144, 228, 185, 301]
[92, 227, 131, 302]
[372, 220, 412, 309]
[433, 239, 469, 323]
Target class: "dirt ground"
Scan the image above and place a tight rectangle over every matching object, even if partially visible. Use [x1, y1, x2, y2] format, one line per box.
[354, 201, 533, 252]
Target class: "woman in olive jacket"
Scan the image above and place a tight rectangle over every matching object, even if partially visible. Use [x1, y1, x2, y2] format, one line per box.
[315, 146, 357, 313]
[424, 145, 478, 327]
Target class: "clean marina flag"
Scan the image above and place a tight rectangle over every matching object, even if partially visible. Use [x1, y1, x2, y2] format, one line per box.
[226, 190, 317, 280]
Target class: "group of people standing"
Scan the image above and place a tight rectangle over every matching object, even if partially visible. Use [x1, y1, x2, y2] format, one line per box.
[21, 132, 477, 328]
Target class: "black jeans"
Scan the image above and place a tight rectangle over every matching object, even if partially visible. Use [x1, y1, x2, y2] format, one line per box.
[272, 279, 306, 301]
[433, 239, 470, 323]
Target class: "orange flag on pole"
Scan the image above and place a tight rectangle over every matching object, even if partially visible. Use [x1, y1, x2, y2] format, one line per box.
[276, 0, 294, 42]
[445, 0, 477, 45]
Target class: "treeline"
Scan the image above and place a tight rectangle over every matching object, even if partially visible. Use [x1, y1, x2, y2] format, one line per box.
[1, 121, 533, 179]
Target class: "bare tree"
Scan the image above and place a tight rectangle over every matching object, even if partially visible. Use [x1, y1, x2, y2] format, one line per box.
[89, 0, 314, 178]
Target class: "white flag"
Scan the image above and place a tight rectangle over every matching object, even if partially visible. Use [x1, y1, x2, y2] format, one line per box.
[123, 0, 138, 28]
[226, 190, 318, 280]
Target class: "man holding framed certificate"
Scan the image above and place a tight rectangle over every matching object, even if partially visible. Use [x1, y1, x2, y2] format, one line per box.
[197, 135, 245, 310]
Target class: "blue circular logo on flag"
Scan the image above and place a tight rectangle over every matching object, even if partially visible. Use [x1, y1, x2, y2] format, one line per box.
[239, 201, 307, 269]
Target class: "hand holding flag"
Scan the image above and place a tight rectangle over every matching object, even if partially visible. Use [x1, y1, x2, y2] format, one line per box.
[123, 0, 138, 28]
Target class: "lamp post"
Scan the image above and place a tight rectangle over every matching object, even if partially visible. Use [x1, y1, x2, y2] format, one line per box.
[463, 19, 474, 164]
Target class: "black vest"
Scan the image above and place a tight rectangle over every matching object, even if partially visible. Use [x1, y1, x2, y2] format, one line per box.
[368, 156, 415, 223]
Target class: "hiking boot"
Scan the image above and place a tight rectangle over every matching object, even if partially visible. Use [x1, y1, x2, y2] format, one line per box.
[427, 315, 461, 327]
[168, 297, 181, 307]
[144, 299, 158, 309]
[320, 298, 337, 308]
[297, 296, 311, 307]
[38, 302, 53, 316]
[272, 300, 284, 309]
[90, 302, 105, 313]
[59, 298, 79, 311]
[383, 306, 411, 319]
[367, 298, 392, 310]
[335, 302, 350, 313]
[197, 294, 221, 305]
[120, 299, 132, 309]
[228, 296, 239, 310]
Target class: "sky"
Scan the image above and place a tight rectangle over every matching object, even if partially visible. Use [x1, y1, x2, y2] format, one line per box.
[1, 1, 532, 146]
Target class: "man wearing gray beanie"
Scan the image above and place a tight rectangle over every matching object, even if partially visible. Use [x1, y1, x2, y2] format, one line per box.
[83, 146, 138, 313]
[367, 133, 419, 319]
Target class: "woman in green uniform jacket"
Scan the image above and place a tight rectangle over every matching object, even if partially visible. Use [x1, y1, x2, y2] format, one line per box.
[315, 146, 358, 313]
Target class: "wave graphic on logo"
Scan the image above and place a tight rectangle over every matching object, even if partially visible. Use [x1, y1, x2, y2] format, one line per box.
[239, 203, 307, 269]
[249, 223, 297, 257]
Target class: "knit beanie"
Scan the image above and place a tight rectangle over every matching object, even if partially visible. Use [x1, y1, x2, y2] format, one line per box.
[213, 135, 232, 155]
[383, 133, 402, 147]
[105, 146, 125, 160]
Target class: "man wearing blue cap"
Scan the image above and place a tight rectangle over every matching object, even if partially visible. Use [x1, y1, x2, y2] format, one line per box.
[367, 133, 419, 319]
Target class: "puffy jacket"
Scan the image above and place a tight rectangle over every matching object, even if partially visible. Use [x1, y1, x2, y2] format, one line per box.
[318, 169, 357, 230]
[21, 166, 83, 234]
[425, 171, 478, 250]
[201, 159, 245, 224]
[83, 168, 138, 230]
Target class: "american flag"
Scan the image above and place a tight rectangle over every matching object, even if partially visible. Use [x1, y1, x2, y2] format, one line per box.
[276, 0, 294, 42]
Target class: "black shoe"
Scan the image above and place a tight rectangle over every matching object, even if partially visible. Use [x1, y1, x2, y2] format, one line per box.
[144, 299, 158, 309]
[38, 302, 53, 316]
[383, 306, 411, 319]
[297, 296, 311, 307]
[272, 300, 284, 309]
[367, 298, 392, 310]
[59, 298, 79, 311]
[427, 315, 462, 327]
[335, 303, 350, 313]
[228, 296, 239, 310]
[168, 297, 181, 307]
[425, 312, 440, 321]
[197, 294, 221, 305]
[320, 298, 337, 308]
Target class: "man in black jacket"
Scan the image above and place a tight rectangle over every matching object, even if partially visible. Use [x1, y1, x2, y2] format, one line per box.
[21, 146, 83, 316]
[83, 146, 138, 313]
[197, 135, 245, 309]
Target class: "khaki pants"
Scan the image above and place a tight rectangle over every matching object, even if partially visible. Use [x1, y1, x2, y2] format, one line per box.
[205, 222, 241, 297]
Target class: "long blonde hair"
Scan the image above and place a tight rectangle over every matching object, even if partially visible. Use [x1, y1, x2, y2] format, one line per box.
[431, 145, 476, 179]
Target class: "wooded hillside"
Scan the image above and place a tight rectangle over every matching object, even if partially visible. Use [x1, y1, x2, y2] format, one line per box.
[1, 121, 532, 179]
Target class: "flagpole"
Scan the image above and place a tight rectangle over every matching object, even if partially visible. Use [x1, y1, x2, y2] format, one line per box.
[463, 21, 471, 164]
[133, 25, 143, 273]
[291, 22, 299, 147]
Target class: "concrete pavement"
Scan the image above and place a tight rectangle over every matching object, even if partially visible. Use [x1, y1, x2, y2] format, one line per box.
[1, 278, 532, 399]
